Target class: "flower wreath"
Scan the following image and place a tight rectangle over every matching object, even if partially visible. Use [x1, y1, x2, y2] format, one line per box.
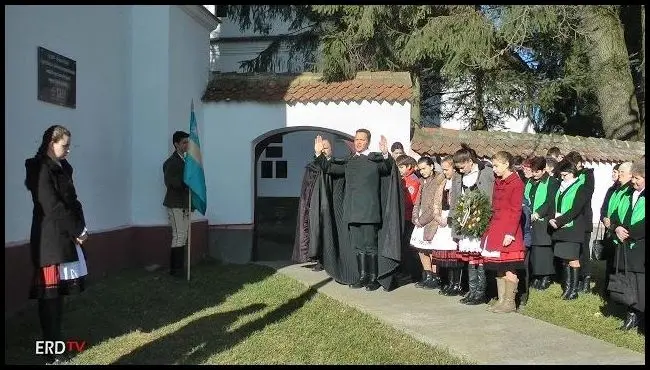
[452, 189, 492, 239]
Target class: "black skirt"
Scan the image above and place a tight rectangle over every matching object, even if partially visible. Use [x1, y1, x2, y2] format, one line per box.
[530, 245, 556, 276]
[554, 241, 581, 260]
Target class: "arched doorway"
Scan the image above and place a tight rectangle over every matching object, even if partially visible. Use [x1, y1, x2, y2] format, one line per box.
[251, 126, 354, 262]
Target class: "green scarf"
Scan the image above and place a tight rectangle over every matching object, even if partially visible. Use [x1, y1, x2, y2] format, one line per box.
[554, 178, 583, 228]
[525, 176, 549, 214]
[613, 191, 645, 248]
[606, 183, 627, 218]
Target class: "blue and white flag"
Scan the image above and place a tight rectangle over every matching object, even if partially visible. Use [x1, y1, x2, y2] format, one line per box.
[183, 100, 207, 215]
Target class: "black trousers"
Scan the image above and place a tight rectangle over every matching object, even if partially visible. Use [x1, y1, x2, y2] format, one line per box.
[579, 232, 591, 277]
[349, 223, 379, 254]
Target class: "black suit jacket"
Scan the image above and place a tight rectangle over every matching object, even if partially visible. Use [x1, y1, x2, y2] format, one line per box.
[318, 152, 393, 224]
[25, 156, 86, 267]
[163, 152, 189, 209]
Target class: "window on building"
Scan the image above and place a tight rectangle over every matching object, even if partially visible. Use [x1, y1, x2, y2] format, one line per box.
[261, 160, 273, 179]
[265, 146, 283, 158]
[275, 161, 288, 179]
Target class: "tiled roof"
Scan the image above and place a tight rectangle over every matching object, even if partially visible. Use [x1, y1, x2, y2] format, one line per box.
[411, 127, 645, 163]
[201, 72, 413, 103]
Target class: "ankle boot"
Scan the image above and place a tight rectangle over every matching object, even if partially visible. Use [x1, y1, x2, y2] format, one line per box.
[493, 278, 518, 313]
[560, 263, 572, 299]
[423, 273, 441, 290]
[439, 268, 454, 295]
[415, 271, 432, 288]
[538, 275, 551, 290]
[365, 254, 381, 291]
[446, 268, 464, 296]
[563, 267, 580, 300]
[460, 265, 477, 303]
[467, 265, 488, 305]
[530, 277, 541, 290]
[170, 246, 185, 276]
[619, 310, 639, 331]
[349, 253, 367, 289]
[487, 276, 506, 311]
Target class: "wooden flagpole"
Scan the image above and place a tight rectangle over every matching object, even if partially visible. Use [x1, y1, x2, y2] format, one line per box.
[187, 99, 194, 282]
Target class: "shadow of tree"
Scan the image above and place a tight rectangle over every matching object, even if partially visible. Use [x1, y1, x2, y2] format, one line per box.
[113, 277, 333, 364]
[4, 260, 277, 365]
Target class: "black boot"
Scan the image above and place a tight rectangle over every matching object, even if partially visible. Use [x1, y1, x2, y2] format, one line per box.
[349, 253, 367, 289]
[170, 246, 185, 277]
[445, 268, 464, 296]
[415, 271, 431, 288]
[439, 268, 453, 295]
[563, 266, 579, 300]
[530, 277, 541, 290]
[560, 263, 571, 299]
[538, 275, 551, 290]
[620, 310, 639, 331]
[423, 272, 441, 290]
[580, 275, 592, 293]
[460, 264, 477, 303]
[38, 297, 63, 364]
[467, 265, 488, 305]
[365, 254, 381, 291]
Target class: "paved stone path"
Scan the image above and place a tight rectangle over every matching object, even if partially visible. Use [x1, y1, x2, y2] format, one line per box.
[256, 261, 645, 365]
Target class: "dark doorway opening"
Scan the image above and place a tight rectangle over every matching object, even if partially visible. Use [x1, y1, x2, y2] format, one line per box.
[251, 127, 354, 262]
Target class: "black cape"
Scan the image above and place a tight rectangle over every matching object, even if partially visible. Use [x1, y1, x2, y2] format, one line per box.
[307, 154, 404, 290]
[292, 161, 325, 263]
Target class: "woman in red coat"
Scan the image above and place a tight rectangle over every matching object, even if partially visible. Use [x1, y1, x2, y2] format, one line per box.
[481, 151, 525, 313]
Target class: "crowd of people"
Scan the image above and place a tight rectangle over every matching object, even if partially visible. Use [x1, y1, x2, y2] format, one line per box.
[295, 128, 645, 335]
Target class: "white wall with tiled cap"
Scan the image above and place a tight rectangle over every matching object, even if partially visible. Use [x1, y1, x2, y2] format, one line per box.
[4, 5, 216, 245]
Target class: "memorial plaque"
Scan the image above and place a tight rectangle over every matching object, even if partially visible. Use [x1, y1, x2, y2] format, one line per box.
[37, 47, 76, 109]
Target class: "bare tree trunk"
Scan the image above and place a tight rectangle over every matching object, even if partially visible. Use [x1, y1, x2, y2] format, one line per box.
[580, 6, 641, 140]
[472, 69, 487, 130]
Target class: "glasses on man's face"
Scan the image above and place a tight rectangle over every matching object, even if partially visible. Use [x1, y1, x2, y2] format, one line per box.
[560, 172, 570, 178]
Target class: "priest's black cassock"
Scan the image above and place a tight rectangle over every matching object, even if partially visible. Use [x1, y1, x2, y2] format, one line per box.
[306, 153, 404, 290]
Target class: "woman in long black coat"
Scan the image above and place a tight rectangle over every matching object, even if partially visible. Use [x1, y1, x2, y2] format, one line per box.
[526, 156, 559, 290]
[608, 159, 645, 333]
[25, 125, 88, 364]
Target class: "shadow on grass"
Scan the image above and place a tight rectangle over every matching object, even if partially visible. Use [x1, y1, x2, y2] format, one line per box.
[113, 276, 333, 364]
[4, 259, 277, 365]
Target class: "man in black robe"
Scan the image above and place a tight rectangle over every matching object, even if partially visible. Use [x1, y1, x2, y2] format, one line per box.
[310, 129, 404, 291]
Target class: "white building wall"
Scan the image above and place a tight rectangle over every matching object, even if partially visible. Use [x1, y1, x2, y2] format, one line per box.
[203, 102, 287, 225]
[286, 101, 412, 153]
[130, 5, 172, 226]
[4, 5, 132, 244]
[5, 5, 216, 244]
[168, 5, 213, 221]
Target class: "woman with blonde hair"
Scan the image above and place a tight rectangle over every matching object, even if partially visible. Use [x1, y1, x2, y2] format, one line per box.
[481, 151, 526, 313]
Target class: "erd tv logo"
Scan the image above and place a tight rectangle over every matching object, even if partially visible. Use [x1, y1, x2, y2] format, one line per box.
[35, 340, 86, 355]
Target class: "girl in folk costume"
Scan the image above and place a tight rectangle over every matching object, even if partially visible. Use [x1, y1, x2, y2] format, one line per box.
[396, 154, 423, 282]
[548, 159, 590, 300]
[482, 151, 526, 313]
[410, 156, 445, 289]
[447, 144, 495, 298]
[608, 159, 645, 333]
[527, 156, 560, 291]
[429, 156, 463, 292]
[24, 125, 89, 364]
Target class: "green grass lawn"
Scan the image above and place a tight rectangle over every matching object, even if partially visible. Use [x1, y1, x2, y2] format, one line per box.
[520, 260, 645, 353]
[5, 260, 471, 365]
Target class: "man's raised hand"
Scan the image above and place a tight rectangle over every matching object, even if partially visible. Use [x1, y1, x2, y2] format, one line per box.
[379, 135, 388, 155]
[314, 135, 324, 156]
